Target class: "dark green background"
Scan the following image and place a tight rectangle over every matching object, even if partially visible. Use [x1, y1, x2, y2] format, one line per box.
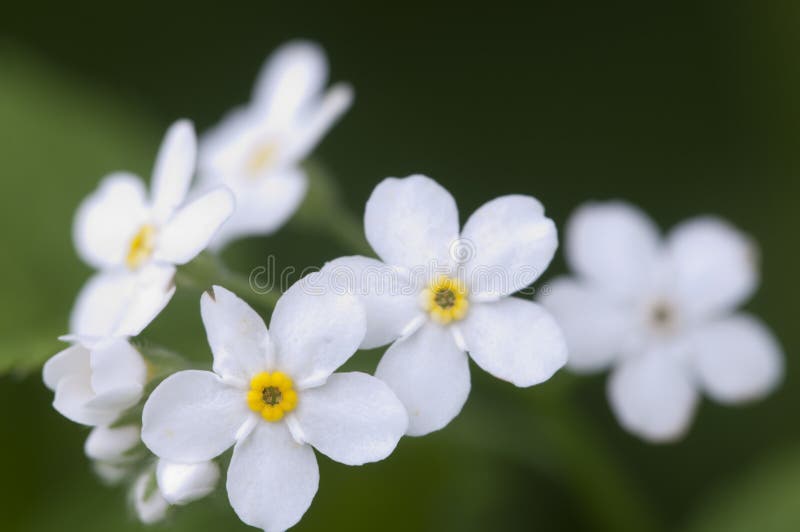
[1, 2, 798, 531]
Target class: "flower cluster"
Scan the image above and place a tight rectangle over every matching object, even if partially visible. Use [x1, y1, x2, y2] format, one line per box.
[40, 41, 783, 531]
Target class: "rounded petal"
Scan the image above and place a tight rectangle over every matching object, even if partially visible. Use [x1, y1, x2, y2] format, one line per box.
[322, 256, 421, 349]
[73, 172, 149, 269]
[133, 470, 169, 524]
[539, 277, 634, 373]
[53, 374, 118, 426]
[375, 323, 471, 436]
[142, 370, 251, 462]
[156, 186, 234, 264]
[84, 425, 141, 463]
[227, 422, 319, 532]
[208, 168, 308, 249]
[201, 285, 273, 382]
[43, 344, 89, 391]
[156, 459, 220, 505]
[151, 119, 197, 222]
[461, 298, 566, 387]
[691, 314, 783, 404]
[608, 349, 698, 442]
[364, 175, 460, 269]
[89, 338, 146, 399]
[291, 372, 407, 465]
[269, 272, 366, 387]
[252, 40, 328, 127]
[70, 265, 176, 337]
[667, 217, 758, 320]
[566, 201, 661, 300]
[461, 195, 558, 298]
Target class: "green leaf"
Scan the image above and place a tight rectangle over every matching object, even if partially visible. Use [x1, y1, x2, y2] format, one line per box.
[683, 446, 800, 532]
[0, 46, 160, 374]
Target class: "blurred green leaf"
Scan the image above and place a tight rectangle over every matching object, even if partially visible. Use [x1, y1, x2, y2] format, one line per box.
[0, 45, 159, 374]
[683, 446, 800, 532]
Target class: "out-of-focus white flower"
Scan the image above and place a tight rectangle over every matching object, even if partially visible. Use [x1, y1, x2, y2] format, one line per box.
[156, 459, 220, 505]
[71, 120, 235, 337]
[133, 467, 169, 525]
[324, 174, 567, 436]
[43, 337, 146, 426]
[199, 41, 353, 248]
[142, 282, 407, 532]
[85, 424, 142, 485]
[540, 201, 784, 442]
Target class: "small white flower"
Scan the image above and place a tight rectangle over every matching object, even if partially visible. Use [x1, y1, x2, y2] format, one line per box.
[156, 459, 220, 506]
[324, 175, 567, 436]
[71, 120, 235, 337]
[131, 459, 220, 523]
[540, 201, 784, 442]
[85, 424, 142, 484]
[43, 337, 146, 426]
[198, 41, 353, 248]
[141, 282, 407, 532]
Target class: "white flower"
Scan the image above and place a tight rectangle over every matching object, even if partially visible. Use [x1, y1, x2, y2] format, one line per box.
[71, 119, 235, 337]
[324, 175, 567, 436]
[43, 337, 146, 426]
[540, 201, 784, 442]
[85, 424, 142, 484]
[198, 41, 353, 248]
[141, 282, 407, 532]
[156, 459, 220, 505]
[132, 459, 220, 523]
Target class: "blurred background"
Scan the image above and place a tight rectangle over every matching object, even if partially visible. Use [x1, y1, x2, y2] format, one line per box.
[1, 1, 799, 531]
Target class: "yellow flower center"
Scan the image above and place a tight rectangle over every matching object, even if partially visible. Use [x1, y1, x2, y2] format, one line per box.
[246, 142, 278, 176]
[422, 276, 469, 324]
[126, 224, 157, 270]
[246, 371, 298, 422]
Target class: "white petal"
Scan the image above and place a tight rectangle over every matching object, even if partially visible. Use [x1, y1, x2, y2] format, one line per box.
[269, 272, 366, 387]
[608, 348, 698, 442]
[291, 372, 407, 465]
[461, 298, 567, 387]
[89, 338, 146, 400]
[284, 83, 354, 162]
[667, 217, 758, 320]
[252, 41, 328, 127]
[322, 256, 421, 349]
[539, 277, 634, 373]
[73, 172, 149, 269]
[227, 422, 319, 532]
[566, 201, 661, 300]
[133, 470, 169, 524]
[201, 285, 273, 382]
[375, 323, 471, 436]
[690, 314, 783, 404]
[70, 265, 176, 337]
[156, 459, 220, 505]
[142, 370, 250, 462]
[461, 195, 558, 298]
[43, 344, 89, 391]
[208, 168, 308, 249]
[53, 373, 118, 426]
[151, 119, 197, 222]
[85, 425, 141, 463]
[156, 186, 234, 264]
[364, 175, 460, 269]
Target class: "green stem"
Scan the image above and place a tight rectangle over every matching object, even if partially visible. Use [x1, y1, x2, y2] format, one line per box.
[176, 252, 279, 311]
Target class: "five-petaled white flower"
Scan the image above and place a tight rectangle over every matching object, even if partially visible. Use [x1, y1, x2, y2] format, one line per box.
[71, 119, 235, 337]
[324, 175, 568, 436]
[43, 337, 146, 426]
[540, 201, 784, 442]
[198, 40, 353, 248]
[141, 282, 407, 532]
